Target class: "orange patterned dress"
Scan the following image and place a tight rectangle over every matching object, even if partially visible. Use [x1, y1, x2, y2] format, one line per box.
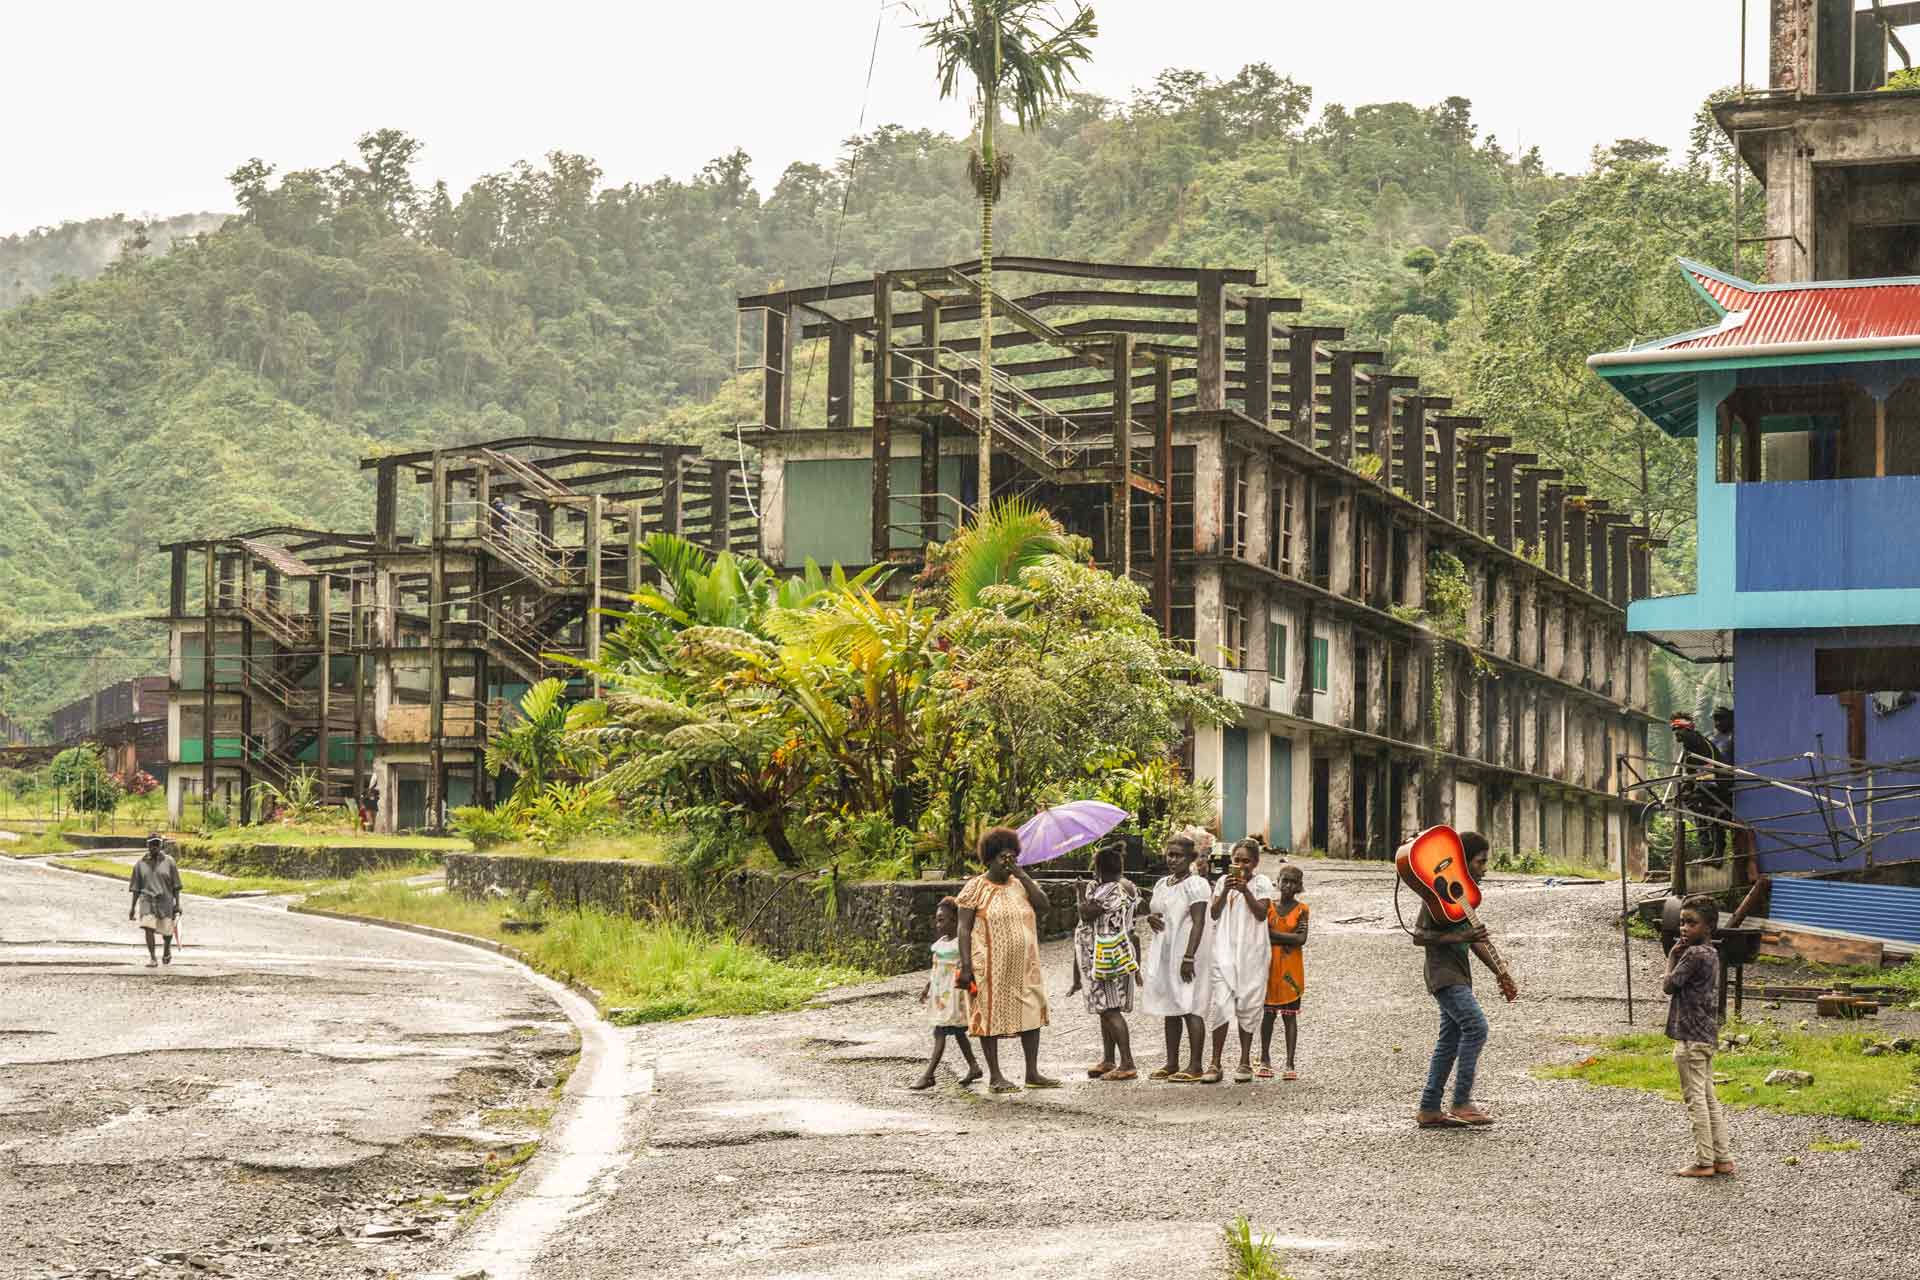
[957, 873, 1050, 1038]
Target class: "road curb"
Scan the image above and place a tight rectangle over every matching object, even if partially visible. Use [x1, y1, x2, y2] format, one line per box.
[287, 903, 608, 1011]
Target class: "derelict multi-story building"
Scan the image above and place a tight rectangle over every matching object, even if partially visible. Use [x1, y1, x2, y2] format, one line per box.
[154, 441, 754, 830]
[738, 258, 1658, 865]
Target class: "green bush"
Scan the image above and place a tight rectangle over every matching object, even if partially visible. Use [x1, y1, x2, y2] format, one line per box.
[452, 805, 522, 850]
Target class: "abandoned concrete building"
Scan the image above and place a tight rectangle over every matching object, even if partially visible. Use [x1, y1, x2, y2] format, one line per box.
[154, 441, 754, 830]
[737, 259, 1658, 866]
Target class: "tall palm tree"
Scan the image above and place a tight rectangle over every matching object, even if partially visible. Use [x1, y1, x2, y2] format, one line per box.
[919, 1, 1097, 506]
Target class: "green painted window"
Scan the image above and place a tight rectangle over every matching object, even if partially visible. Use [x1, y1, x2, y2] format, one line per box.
[1310, 636, 1329, 693]
[1267, 622, 1287, 681]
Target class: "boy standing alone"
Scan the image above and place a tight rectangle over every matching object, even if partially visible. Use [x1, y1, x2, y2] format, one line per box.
[1666, 894, 1734, 1177]
[1409, 831, 1517, 1127]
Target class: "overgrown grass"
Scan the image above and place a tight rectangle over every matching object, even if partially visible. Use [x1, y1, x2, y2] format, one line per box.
[0, 830, 82, 855]
[1808, 1135, 1862, 1152]
[491, 833, 668, 862]
[194, 827, 470, 850]
[1223, 1215, 1293, 1280]
[1539, 1021, 1920, 1127]
[1807, 958, 1920, 1009]
[53, 855, 426, 897]
[300, 880, 877, 1021]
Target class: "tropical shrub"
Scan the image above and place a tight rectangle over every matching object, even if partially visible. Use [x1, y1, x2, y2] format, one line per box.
[451, 804, 522, 850]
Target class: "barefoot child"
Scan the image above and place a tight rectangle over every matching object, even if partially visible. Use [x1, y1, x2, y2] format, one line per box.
[1665, 894, 1733, 1176]
[1258, 863, 1309, 1080]
[1204, 838, 1273, 1084]
[912, 897, 982, 1089]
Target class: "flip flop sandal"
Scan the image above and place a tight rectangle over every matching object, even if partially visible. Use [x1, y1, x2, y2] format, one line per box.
[1086, 1064, 1113, 1078]
[1023, 1078, 1063, 1090]
[1282, 1070, 1298, 1081]
[1148, 1067, 1174, 1081]
[1416, 1112, 1467, 1128]
[990, 1083, 1024, 1094]
[1233, 1069, 1253, 1083]
[1198, 1070, 1223, 1084]
[1168, 1072, 1200, 1083]
[1103, 1069, 1138, 1081]
[1254, 1066, 1275, 1079]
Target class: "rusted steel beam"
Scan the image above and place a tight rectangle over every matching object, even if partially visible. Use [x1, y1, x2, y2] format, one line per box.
[1154, 357, 1174, 635]
[1110, 334, 1135, 577]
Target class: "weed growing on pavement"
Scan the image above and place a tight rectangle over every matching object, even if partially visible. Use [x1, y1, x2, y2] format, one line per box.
[1223, 1215, 1292, 1280]
[460, 1141, 540, 1226]
[1808, 1135, 1862, 1152]
[301, 880, 877, 1020]
[1539, 1022, 1920, 1126]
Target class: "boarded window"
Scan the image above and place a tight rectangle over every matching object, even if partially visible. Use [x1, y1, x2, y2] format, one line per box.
[1269, 467, 1298, 575]
[1814, 646, 1920, 694]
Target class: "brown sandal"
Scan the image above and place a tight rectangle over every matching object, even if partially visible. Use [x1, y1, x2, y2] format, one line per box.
[1103, 1068, 1138, 1082]
[1086, 1063, 1113, 1078]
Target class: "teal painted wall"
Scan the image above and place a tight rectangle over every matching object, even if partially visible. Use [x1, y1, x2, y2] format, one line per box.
[1222, 727, 1249, 843]
[1268, 736, 1291, 850]
[782, 456, 965, 568]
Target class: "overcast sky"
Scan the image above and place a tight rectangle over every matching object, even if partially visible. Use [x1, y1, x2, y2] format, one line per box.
[5, 0, 1765, 236]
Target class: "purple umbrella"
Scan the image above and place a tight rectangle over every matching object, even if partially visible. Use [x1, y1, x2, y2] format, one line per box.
[1016, 800, 1129, 866]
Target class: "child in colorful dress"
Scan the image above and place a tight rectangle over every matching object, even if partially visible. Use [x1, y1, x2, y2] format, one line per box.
[1258, 863, 1309, 1080]
[912, 896, 982, 1089]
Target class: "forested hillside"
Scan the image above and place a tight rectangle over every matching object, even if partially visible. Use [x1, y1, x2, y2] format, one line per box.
[0, 213, 227, 310]
[0, 68, 1744, 729]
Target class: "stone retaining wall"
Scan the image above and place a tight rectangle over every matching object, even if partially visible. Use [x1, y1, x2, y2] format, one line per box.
[446, 853, 1091, 974]
[173, 841, 445, 879]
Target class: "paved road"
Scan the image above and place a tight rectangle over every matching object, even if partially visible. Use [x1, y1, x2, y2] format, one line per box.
[0, 856, 577, 1280]
[534, 862, 1919, 1280]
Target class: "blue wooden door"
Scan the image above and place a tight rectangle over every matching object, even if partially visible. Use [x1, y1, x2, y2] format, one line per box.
[1269, 736, 1292, 850]
[1222, 726, 1249, 842]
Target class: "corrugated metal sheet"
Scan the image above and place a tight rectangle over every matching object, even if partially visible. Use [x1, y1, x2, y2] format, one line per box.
[1768, 876, 1920, 946]
[1666, 267, 1920, 352]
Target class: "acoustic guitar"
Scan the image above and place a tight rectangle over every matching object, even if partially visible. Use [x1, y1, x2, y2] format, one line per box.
[1395, 825, 1517, 1002]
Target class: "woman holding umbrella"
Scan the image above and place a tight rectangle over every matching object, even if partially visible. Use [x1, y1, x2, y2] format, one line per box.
[956, 826, 1059, 1093]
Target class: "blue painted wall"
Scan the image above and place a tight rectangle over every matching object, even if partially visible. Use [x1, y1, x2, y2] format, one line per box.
[1734, 627, 1920, 873]
[1736, 476, 1920, 592]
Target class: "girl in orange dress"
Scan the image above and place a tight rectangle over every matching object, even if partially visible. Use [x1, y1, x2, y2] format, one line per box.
[1258, 863, 1309, 1081]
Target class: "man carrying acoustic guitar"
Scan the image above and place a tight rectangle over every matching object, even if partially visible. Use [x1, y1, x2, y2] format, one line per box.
[1405, 830, 1519, 1129]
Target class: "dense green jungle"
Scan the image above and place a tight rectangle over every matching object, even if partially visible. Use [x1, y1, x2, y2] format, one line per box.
[0, 68, 1750, 730]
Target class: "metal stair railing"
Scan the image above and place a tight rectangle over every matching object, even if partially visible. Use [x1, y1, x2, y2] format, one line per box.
[889, 346, 1099, 475]
[228, 590, 314, 649]
[451, 501, 580, 591]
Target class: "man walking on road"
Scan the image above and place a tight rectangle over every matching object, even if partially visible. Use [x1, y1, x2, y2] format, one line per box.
[128, 834, 183, 968]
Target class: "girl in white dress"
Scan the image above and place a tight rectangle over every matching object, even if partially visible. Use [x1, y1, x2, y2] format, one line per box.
[1141, 834, 1212, 1081]
[1204, 838, 1274, 1083]
[912, 897, 982, 1088]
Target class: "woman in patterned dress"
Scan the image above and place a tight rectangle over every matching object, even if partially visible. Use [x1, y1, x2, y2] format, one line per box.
[955, 826, 1060, 1094]
[1073, 843, 1143, 1081]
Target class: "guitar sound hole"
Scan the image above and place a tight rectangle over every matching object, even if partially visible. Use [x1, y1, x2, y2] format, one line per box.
[1441, 879, 1462, 902]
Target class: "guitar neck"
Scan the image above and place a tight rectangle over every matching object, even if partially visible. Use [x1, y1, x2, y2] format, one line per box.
[1455, 900, 1511, 979]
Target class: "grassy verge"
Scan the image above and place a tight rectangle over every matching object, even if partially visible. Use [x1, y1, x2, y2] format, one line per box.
[53, 855, 429, 897]
[0, 830, 83, 855]
[1539, 1021, 1920, 1127]
[300, 880, 877, 1022]
[195, 827, 470, 850]
[489, 833, 668, 862]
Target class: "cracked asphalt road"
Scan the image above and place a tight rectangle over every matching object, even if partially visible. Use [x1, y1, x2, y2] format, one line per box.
[0, 856, 577, 1280]
[534, 861, 1918, 1280]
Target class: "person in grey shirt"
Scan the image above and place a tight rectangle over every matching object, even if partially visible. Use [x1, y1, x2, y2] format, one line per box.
[128, 834, 183, 968]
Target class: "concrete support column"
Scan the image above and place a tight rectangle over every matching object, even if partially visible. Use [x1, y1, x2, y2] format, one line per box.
[1543, 597, 1566, 679]
[1519, 686, 1539, 775]
[1516, 786, 1540, 859]
[1247, 727, 1271, 846]
[1487, 786, 1517, 861]
[1246, 451, 1272, 567]
[1332, 627, 1356, 729]
[1516, 577, 1539, 667]
[1193, 432, 1225, 557]
[1465, 674, 1486, 762]
[1327, 747, 1354, 857]
[1328, 491, 1354, 597]
[1492, 572, 1515, 660]
[1433, 649, 1459, 754]
[1546, 698, 1567, 780]
[1567, 709, 1588, 791]
[1366, 640, 1387, 737]
[1400, 763, 1424, 844]
[1194, 566, 1224, 679]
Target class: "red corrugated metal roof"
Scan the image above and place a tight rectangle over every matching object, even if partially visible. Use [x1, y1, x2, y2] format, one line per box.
[1664, 262, 1920, 351]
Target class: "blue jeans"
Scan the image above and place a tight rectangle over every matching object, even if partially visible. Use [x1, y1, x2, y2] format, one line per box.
[1420, 984, 1488, 1111]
